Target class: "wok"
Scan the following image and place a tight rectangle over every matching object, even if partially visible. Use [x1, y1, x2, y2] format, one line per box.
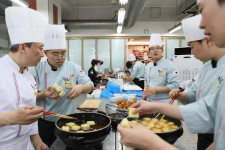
[129, 114, 183, 144]
[55, 112, 111, 150]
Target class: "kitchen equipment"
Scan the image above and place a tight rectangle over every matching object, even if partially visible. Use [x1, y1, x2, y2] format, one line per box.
[77, 100, 101, 110]
[25, 108, 76, 119]
[105, 104, 128, 129]
[55, 112, 111, 150]
[129, 114, 183, 144]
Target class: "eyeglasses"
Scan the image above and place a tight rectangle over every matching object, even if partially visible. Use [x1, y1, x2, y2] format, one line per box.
[51, 53, 67, 60]
[149, 47, 162, 51]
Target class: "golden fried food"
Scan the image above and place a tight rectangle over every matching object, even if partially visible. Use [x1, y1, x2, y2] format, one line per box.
[116, 99, 137, 110]
[143, 117, 151, 121]
[128, 108, 139, 118]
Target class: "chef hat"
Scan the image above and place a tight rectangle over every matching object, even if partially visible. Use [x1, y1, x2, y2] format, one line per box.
[128, 53, 136, 61]
[144, 56, 148, 61]
[149, 33, 162, 47]
[44, 24, 67, 50]
[5, 7, 46, 45]
[181, 14, 207, 43]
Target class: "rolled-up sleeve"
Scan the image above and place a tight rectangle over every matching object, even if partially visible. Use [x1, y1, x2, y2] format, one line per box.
[183, 82, 197, 104]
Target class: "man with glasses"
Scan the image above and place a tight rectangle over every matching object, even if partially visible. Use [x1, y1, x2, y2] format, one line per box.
[29, 24, 93, 147]
[143, 33, 180, 103]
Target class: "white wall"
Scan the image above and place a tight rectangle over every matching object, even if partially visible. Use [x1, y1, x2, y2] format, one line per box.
[66, 21, 184, 37]
[49, 0, 62, 24]
[37, 0, 61, 24]
[37, 0, 49, 23]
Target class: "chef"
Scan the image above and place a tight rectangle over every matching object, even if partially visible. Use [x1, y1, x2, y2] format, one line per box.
[29, 24, 93, 147]
[143, 33, 180, 103]
[88, 59, 103, 87]
[129, 54, 145, 89]
[0, 7, 48, 150]
[169, 14, 225, 150]
[143, 55, 149, 66]
[118, 8, 225, 149]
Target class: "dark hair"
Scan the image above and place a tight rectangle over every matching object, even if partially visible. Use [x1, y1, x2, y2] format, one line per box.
[99, 60, 103, 65]
[218, 0, 225, 5]
[126, 61, 132, 69]
[91, 59, 98, 66]
[10, 43, 33, 52]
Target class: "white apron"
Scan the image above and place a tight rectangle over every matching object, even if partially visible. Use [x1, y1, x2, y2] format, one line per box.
[0, 133, 34, 150]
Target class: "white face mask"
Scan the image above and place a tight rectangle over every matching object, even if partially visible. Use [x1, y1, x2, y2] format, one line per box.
[94, 66, 98, 71]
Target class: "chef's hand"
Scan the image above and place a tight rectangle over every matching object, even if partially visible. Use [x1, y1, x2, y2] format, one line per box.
[169, 89, 181, 99]
[65, 84, 83, 99]
[117, 122, 153, 150]
[118, 122, 176, 150]
[142, 86, 156, 99]
[31, 134, 49, 150]
[10, 106, 43, 125]
[43, 86, 61, 100]
[130, 100, 157, 115]
[34, 142, 49, 150]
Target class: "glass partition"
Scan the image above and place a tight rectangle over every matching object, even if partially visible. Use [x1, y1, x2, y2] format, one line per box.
[111, 39, 125, 70]
[68, 39, 82, 66]
[83, 39, 96, 73]
[97, 39, 110, 72]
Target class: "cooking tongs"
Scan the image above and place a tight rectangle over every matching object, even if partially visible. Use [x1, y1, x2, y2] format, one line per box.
[25, 108, 77, 120]
[155, 88, 184, 120]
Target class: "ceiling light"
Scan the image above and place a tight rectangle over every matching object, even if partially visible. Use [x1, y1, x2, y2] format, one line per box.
[119, 0, 128, 5]
[11, 0, 28, 7]
[117, 25, 123, 33]
[168, 23, 182, 34]
[118, 8, 126, 24]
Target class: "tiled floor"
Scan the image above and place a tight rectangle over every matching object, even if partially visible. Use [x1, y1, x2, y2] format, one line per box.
[174, 122, 197, 150]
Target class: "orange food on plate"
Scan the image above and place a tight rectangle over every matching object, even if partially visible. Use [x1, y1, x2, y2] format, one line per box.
[116, 99, 137, 110]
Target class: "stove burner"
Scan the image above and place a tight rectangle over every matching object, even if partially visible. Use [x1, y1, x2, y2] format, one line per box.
[65, 143, 103, 150]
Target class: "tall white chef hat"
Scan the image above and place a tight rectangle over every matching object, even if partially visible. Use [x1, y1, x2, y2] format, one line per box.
[181, 14, 207, 43]
[44, 24, 67, 50]
[5, 7, 46, 45]
[128, 53, 136, 61]
[144, 56, 148, 61]
[149, 33, 162, 47]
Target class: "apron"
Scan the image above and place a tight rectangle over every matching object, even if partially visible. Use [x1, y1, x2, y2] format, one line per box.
[0, 133, 34, 150]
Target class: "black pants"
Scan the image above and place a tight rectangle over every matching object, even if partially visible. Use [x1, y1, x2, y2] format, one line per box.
[197, 133, 214, 150]
[38, 118, 57, 147]
[133, 78, 144, 90]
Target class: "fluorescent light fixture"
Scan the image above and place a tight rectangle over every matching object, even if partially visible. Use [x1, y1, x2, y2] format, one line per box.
[118, 8, 126, 24]
[11, 0, 28, 7]
[117, 25, 123, 33]
[119, 0, 128, 5]
[168, 23, 182, 34]
[127, 42, 149, 45]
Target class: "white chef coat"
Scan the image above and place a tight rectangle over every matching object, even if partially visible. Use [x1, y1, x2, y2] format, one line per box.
[131, 61, 145, 80]
[179, 56, 225, 150]
[144, 57, 180, 101]
[0, 55, 38, 150]
[29, 60, 93, 122]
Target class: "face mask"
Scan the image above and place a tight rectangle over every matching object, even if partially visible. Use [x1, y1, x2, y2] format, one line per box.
[94, 66, 98, 71]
